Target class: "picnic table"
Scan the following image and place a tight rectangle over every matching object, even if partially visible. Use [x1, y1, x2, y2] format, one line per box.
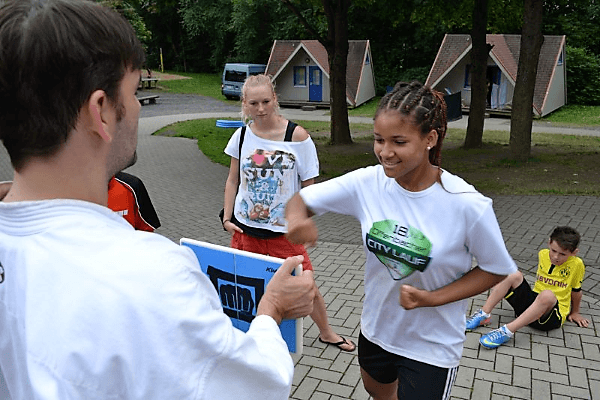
[137, 94, 159, 105]
[139, 77, 159, 89]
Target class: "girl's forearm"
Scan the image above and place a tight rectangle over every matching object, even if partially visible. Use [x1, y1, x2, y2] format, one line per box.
[425, 267, 506, 307]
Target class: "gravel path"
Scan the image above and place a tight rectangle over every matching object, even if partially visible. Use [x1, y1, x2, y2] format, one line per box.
[138, 90, 240, 118]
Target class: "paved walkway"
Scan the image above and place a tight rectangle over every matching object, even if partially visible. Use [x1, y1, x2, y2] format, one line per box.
[0, 96, 599, 399]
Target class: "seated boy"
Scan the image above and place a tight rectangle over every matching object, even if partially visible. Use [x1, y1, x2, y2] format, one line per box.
[466, 226, 590, 349]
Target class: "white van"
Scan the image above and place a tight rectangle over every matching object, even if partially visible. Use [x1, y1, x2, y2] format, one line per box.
[221, 63, 267, 99]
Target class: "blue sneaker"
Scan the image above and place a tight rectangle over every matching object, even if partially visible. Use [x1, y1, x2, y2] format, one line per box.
[465, 309, 491, 331]
[480, 325, 512, 349]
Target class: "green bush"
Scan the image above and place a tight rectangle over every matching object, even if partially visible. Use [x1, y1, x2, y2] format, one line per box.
[374, 66, 431, 95]
[566, 46, 600, 106]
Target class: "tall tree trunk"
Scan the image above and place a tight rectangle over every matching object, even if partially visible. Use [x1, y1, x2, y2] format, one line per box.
[281, 0, 352, 144]
[464, 0, 489, 149]
[323, 0, 352, 144]
[509, 0, 544, 161]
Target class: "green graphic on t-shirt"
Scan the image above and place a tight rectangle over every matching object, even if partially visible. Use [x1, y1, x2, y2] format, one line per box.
[365, 220, 432, 280]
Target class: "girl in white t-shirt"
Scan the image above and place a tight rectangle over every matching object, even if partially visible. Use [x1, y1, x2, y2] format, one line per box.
[286, 81, 517, 400]
[222, 74, 355, 352]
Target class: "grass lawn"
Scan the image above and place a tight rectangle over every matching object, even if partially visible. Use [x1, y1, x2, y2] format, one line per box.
[158, 71, 239, 107]
[541, 104, 600, 126]
[154, 117, 600, 196]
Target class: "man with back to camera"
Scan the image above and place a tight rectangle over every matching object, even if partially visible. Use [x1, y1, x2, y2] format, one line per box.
[0, 1, 316, 399]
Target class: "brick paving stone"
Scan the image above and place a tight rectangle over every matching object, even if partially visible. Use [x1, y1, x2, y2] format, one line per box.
[455, 365, 475, 388]
[448, 385, 471, 399]
[551, 382, 591, 399]
[292, 363, 310, 386]
[549, 353, 569, 374]
[472, 379, 493, 400]
[582, 342, 600, 361]
[590, 379, 600, 400]
[476, 369, 512, 385]
[291, 376, 320, 400]
[531, 379, 552, 399]
[308, 367, 343, 383]
[531, 342, 549, 361]
[550, 346, 584, 359]
[512, 365, 532, 389]
[338, 364, 361, 388]
[532, 369, 570, 385]
[316, 380, 354, 398]
[569, 365, 589, 389]
[492, 382, 531, 399]
[494, 353, 513, 374]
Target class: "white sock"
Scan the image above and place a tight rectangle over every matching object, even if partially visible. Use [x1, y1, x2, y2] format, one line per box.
[502, 325, 514, 337]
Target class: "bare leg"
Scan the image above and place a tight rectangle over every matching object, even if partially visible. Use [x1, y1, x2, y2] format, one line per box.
[360, 367, 397, 400]
[506, 289, 557, 333]
[481, 271, 524, 314]
[311, 288, 355, 351]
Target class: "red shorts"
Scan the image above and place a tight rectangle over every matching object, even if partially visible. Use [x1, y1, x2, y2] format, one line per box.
[231, 231, 313, 271]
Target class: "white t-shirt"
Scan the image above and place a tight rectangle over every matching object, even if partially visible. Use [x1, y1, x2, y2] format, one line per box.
[0, 200, 293, 400]
[224, 124, 319, 233]
[300, 166, 517, 368]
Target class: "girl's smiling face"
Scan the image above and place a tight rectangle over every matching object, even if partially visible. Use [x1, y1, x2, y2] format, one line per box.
[373, 110, 437, 190]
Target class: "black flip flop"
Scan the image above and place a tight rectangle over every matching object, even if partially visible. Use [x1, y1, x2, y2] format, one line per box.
[318, 336, 356, 352]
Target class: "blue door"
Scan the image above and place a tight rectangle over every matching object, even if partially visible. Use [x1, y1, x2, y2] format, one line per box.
[309, 66, 322, 102]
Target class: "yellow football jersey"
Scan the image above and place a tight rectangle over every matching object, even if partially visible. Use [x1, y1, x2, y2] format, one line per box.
[534, 249, 585, 323]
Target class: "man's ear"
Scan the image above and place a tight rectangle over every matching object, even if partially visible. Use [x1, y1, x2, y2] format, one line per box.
[88, 90, 112, 143]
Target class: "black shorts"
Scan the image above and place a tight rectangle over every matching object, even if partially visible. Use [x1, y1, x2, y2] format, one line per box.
[358, 332, 458, 400]
[504, 278, 562, 331]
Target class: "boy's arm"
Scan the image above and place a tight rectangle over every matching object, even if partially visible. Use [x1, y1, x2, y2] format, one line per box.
[567, 289, 590, 328]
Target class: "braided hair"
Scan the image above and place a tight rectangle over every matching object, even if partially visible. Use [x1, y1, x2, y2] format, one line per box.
[374, 81, 447, 166]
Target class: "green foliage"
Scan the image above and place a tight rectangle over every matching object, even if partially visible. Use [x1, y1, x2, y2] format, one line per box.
[179, 0, 235, 70]
[130, 0, 600, 105]
[229, 0, 312, 64]
[544, 0, 600, 55]
[565, 46, 600, 106]
[98, 0, 152, 48]
[137, 0, 194, 71]
[349, 1, 444, 94]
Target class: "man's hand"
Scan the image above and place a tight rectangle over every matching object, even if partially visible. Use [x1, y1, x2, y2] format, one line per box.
[399, 284, 430, 310]
[257, 255, 316, 324]
[567, 312, 590, 328]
